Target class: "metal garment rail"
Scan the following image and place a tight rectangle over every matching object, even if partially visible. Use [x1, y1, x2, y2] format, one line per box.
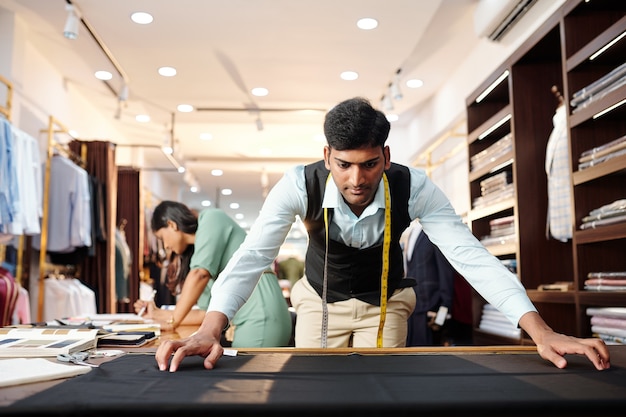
[0, 74, 25, 285]
[36, 116, 87, 322]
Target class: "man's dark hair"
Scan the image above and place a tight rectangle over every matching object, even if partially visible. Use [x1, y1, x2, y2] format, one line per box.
[323, 97, 390, 150]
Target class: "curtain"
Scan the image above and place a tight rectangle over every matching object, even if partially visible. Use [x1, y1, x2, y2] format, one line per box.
[69, 140, 117, 313]
[116, 167, 141, 312]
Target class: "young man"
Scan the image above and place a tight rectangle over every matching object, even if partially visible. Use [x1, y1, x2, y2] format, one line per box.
[156, 97, 610, 372]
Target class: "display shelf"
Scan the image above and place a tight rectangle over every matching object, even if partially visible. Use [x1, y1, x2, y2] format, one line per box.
[565, 15, 626, 72]
[572, 153, 626, 184]
[527, 290, 576, 304]
[579, 292, 626, 306]
[466, 69, 510, 135]
[564, 0, 626, 342]
[467, 105, 512, 145]
[574, 224, 626, 245]
[464, 0, 624, 345]
[569, 85, 626, 127]
[562, 0, 626, 60]
[468, 151, 514, 183]
[467, 198, 515, 222]
[484, 241, 517, 257]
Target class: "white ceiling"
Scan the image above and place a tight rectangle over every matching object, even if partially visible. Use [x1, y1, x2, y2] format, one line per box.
[0, 0, 481, 228]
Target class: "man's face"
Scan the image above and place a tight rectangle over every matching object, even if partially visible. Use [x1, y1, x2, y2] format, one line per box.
[324, 145, 391, 217]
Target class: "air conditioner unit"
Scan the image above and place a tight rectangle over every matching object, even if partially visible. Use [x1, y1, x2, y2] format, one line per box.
[474, 0, 538, 42]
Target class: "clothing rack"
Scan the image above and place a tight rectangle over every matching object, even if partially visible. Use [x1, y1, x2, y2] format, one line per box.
[0, 74, 25, 286]
[0, 74, 12, 120]
[0, 75, 11, 265]
[37, 115, 87, 321]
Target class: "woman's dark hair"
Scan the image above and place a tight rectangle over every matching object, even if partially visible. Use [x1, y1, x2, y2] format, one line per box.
[151, 201, 198, 295]
[323, 97, 390, 150]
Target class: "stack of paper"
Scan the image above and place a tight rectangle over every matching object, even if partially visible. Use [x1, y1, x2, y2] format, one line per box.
[0, 357, 92, 388]
[0, 327, 99, 357]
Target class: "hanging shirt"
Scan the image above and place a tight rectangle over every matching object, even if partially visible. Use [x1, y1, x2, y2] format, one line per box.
[0, 118, 18, 234]
[32, 156, 92, 252]
[7, 126, 42, 235]
[545, 105, 573, 242]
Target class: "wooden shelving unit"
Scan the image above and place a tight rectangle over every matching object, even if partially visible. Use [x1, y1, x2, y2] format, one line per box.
[465, 0, 626, 345]
[563, 0, 626, 338]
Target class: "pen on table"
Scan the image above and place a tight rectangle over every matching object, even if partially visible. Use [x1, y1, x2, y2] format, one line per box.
[137, 289, 157, 318]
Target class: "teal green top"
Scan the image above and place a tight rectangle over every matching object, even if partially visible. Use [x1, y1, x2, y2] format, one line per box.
[190, 208, 247, 309]
[190, 208, 292, 347]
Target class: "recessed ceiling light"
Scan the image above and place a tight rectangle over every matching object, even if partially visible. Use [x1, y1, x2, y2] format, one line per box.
[251, 87, 269, 97]
[190, 186, 199, 193]
[386, 114, 399, 122]
[130, 12, 153, 24]
[340, 71, 358, 81]
[211, 169, 223, 176]
[200, 133, 213, 140]
[158, 66, 177, 77]
[135, 114, 150, 123]
[235, 213, 244, 220]
[406, 79, 424, 88]
[201, 200, 211, 207]
[357, 18, 378, 30]
[230, 203, 240, 209]
[177, 104, 194, 112]
[221, 188, 232, 196]
[94, 70, 112, 80]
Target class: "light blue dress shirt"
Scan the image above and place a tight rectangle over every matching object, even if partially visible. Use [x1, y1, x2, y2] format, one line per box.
[210, 164, 536, 327]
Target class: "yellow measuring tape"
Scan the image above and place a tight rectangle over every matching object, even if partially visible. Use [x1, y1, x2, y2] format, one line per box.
[321, 173, 391, 348]
[322, 196, 330, 348]
[377, 173, 391, 348]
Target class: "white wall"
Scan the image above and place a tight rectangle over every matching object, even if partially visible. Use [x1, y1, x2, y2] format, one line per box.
[388, 0, 567, 216]
[0, 8, 181, 203]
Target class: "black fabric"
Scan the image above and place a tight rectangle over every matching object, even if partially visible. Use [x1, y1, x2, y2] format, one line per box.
[48, 246, 89, 266]
[303, 160, 412, 305]
[6, 349, 626, 417]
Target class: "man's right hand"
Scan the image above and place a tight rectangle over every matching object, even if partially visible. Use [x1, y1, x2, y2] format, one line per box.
[155, 311, 228, 372]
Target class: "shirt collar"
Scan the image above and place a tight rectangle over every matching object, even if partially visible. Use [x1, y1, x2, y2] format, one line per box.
[322, 175, 386, 218]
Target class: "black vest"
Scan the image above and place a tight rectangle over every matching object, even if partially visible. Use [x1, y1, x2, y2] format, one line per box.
[303, 160, 414, 305]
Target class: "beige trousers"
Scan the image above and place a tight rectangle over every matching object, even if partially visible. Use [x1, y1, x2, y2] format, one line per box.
[290, 276, 416, 348]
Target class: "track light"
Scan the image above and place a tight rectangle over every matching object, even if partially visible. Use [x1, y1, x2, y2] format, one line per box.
[118, 83, 129, 101]
[390, 69, 403, 101]
[114, 101, 122, 120]
[63, 4, 80, 40]
[114, 84, 129, 119]
[381, 94, 393, 111]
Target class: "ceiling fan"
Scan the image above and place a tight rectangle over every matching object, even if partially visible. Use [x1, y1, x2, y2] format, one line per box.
[195, 51, 326, 130]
